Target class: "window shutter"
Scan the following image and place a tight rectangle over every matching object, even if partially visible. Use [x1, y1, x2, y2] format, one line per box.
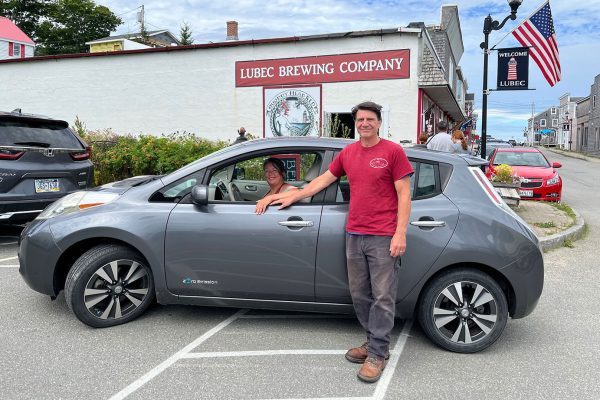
[8, 42, 13, 56]
[20, 44, 25, 58]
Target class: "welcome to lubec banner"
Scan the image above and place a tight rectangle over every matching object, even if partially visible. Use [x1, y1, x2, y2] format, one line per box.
[236, 49, 410, 87]
[497, 47, 529, 90]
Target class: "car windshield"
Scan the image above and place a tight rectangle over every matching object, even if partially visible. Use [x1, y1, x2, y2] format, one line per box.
[0, 120, 82, 148]
[493, 151, 550, 167]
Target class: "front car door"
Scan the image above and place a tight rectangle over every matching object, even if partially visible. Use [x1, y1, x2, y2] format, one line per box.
[163, 150, 325, 302]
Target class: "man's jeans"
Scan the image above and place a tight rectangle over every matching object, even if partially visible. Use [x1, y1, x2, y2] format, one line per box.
[346, 234, 400, 359]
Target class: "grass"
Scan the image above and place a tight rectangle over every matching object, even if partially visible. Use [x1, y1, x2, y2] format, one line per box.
[533, 221, 556, 229]
[550, 202, 576, 222]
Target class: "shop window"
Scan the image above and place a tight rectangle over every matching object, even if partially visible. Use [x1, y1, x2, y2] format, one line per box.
[13, 43, 20, 57]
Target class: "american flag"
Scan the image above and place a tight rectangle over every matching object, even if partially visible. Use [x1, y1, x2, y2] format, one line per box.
[511, 1, 561, 87]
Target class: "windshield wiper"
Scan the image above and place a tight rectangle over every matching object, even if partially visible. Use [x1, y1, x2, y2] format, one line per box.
[13, 141, 51, 148]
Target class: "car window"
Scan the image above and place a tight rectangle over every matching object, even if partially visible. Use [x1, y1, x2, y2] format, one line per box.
[335, 160, 440, 202]
[0, 120, 83, 148]
[149, 170, 205, 202]
[493, 151, 550, 167]
[208, 152, 322, 202]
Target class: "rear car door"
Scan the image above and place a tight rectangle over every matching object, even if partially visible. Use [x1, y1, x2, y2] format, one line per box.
[315, 157, 459, 303]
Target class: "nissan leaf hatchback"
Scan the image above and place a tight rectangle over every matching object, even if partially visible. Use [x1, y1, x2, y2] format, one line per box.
[19, 138, 544, 354]
[0, 110, 94, 223]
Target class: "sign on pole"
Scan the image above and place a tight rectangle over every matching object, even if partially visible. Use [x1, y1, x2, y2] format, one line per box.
[496, 47, 529, 90]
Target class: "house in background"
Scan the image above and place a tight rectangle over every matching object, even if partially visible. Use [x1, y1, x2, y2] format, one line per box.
[0, 17, 35, 60]
[86, 30, 180, 53]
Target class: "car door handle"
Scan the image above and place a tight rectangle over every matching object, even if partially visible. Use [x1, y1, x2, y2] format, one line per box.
[278, 220, 314, 227]
[245, 185, 257, 191]
[410, 220, 446, 227]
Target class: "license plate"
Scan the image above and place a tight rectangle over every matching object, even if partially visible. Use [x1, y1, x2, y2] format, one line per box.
[519, 189, 533, 197]
[35, 179, 60, 193]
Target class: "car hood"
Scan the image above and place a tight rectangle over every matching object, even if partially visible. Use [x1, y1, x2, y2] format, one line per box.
[510, 166, 556, 179]
[90, 175, 162, 194]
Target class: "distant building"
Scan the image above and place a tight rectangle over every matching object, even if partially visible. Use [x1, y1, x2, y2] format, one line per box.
[587, 74, 600, 155]
[575, 96, 590, 153]
[558, 93, 583, 150]
[0, 17, 35, 60]
[528, 107, 559, 146]
[86, 30, 180, 53]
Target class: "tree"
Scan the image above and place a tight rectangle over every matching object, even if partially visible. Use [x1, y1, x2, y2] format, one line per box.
[0, 0, 52, 40]
[33, 0, 122, 55]
[179, 21, 193, 45]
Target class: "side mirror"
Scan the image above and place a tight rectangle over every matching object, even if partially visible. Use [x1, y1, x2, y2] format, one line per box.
[191, 185, 209, 206]
[552, 162, 562, 168]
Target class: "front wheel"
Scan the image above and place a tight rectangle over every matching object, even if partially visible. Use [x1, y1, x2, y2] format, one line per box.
[417, 269, 508, 353]
[65, 244, 155, 328]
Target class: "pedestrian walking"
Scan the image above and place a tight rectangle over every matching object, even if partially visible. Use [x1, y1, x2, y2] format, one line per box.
[256, 101, 413, 383]
[451, 130, 470, 154]
[426, 120, 454, 152]
[232, 127, 248, 145]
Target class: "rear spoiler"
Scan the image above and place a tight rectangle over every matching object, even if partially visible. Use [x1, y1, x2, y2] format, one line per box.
[0, 145, 85, 152]
[0, 114, 69, 128]
[460, 154, 488, 167]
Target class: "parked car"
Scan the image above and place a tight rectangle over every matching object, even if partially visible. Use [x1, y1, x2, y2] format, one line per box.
[0, 110, 94, 223]
[486, 147, 562, 202]
[19, 138, 543, 353]
[475, 140, 513, 159]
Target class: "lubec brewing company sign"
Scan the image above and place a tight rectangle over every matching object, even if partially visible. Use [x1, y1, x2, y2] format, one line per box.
[497, 47, 529, 90]
[236, 50, 410, 87]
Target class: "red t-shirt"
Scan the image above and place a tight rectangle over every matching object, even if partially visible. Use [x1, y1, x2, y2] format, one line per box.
[329, 139, 413, 236]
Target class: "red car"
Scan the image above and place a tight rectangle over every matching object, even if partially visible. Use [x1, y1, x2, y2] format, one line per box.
[486, 147, 562, 202]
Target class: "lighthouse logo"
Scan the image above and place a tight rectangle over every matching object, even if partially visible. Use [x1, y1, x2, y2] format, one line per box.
[507, 57, 517, 81]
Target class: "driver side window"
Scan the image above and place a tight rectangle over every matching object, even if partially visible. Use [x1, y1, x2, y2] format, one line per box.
[208, 152, 322, 203]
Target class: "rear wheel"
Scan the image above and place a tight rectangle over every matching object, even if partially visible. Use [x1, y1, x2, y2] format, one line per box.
[417, 269, 508, 353]
[65, 244, 155, 328]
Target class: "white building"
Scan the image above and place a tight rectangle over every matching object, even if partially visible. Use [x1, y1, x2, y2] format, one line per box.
[0, 17, 35, 61]
[0, 6, 469, 144]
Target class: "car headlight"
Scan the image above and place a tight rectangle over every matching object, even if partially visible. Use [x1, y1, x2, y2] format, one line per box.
[37, 191, 119, 220]
[547, 174, 560, 185]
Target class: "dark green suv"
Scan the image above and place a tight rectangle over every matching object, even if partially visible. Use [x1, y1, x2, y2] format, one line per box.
[0, 110, 94, 223]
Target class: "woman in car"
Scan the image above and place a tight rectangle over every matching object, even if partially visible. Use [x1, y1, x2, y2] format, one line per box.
[255, 157, 298, 213]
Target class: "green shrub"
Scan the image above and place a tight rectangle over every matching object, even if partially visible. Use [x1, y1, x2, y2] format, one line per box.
[79, 129, 227, 186]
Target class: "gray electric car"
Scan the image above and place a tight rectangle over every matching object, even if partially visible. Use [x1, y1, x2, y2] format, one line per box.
[0, 110, 94, 223]
[19, 137, 543, 353]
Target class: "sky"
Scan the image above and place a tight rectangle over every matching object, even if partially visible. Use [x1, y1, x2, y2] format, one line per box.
[98, 0, 600, 141]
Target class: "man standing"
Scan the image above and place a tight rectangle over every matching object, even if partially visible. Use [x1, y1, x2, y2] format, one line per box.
[232, 127, 248, 145]
[264, 101, 413, 383]
[426, 120, 454, 152]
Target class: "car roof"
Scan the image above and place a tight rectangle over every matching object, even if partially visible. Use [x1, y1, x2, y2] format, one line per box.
[495, 147, 539, 153]
[0, 110, 69, 127]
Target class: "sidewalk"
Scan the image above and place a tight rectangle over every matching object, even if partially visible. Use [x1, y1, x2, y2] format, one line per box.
[513, 201, 585, 251]
[539, 146, 600, 162]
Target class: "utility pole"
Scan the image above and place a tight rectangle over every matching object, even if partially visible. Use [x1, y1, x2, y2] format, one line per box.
[138, 5, 148, 43]
[530, 101, 535, 146]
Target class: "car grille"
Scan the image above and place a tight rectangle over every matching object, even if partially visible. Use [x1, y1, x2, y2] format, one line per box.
[521, 180, 543, 188]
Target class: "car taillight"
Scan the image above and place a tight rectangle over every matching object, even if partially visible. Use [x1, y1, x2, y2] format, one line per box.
[70, 146, 91, 161]
[0, 149, 24, 160]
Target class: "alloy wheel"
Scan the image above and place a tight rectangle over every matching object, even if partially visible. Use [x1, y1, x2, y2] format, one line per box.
[83, 259, 150, 320]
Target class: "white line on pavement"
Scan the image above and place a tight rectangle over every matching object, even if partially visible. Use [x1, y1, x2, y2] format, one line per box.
[108, 309, 248, 400]
[182, 349, 347, 358]
[240, 314, 355, 319]
[0, 256, 18, 262]
[0, 264, 19, 268]
[372, 319, 414, 400]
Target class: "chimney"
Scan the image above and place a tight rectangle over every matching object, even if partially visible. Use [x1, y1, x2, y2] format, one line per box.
[226, 21, 239, 41]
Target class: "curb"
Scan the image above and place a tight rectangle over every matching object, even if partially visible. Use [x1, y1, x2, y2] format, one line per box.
[540, 147, 600, 163]
[538, 207, 585, 251]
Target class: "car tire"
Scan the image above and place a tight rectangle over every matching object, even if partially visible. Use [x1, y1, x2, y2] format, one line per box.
[417, 268, 508, 353]
[65, 244, 155, 328]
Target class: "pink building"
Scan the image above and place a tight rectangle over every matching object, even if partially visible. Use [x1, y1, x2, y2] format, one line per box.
[0, 17, 35, 60]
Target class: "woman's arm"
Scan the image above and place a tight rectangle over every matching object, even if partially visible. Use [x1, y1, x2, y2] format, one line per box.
[254, 186, 298, 214]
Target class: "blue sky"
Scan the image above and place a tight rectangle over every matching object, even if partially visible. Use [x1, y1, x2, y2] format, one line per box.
[99, 0, 600, 140]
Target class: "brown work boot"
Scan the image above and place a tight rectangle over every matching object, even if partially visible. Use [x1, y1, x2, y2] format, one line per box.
[357, 356, 387, 383]
[345, 342, 369, 363]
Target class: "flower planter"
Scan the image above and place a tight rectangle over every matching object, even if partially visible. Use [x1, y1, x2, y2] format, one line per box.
[491, 181, 521, 206]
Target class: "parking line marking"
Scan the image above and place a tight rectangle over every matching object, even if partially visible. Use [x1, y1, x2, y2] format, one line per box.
[0, 256, 18, 262]
[108, 309, 248, 400]
[240, 314, 355, 319]
[182, 349, 347, 358]
[266, 397, 372, 400]
[0, 264, 19, 268]
[372, 320, 413, 400]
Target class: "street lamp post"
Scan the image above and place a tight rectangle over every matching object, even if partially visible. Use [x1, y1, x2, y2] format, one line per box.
[480, 0, 523, 160]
